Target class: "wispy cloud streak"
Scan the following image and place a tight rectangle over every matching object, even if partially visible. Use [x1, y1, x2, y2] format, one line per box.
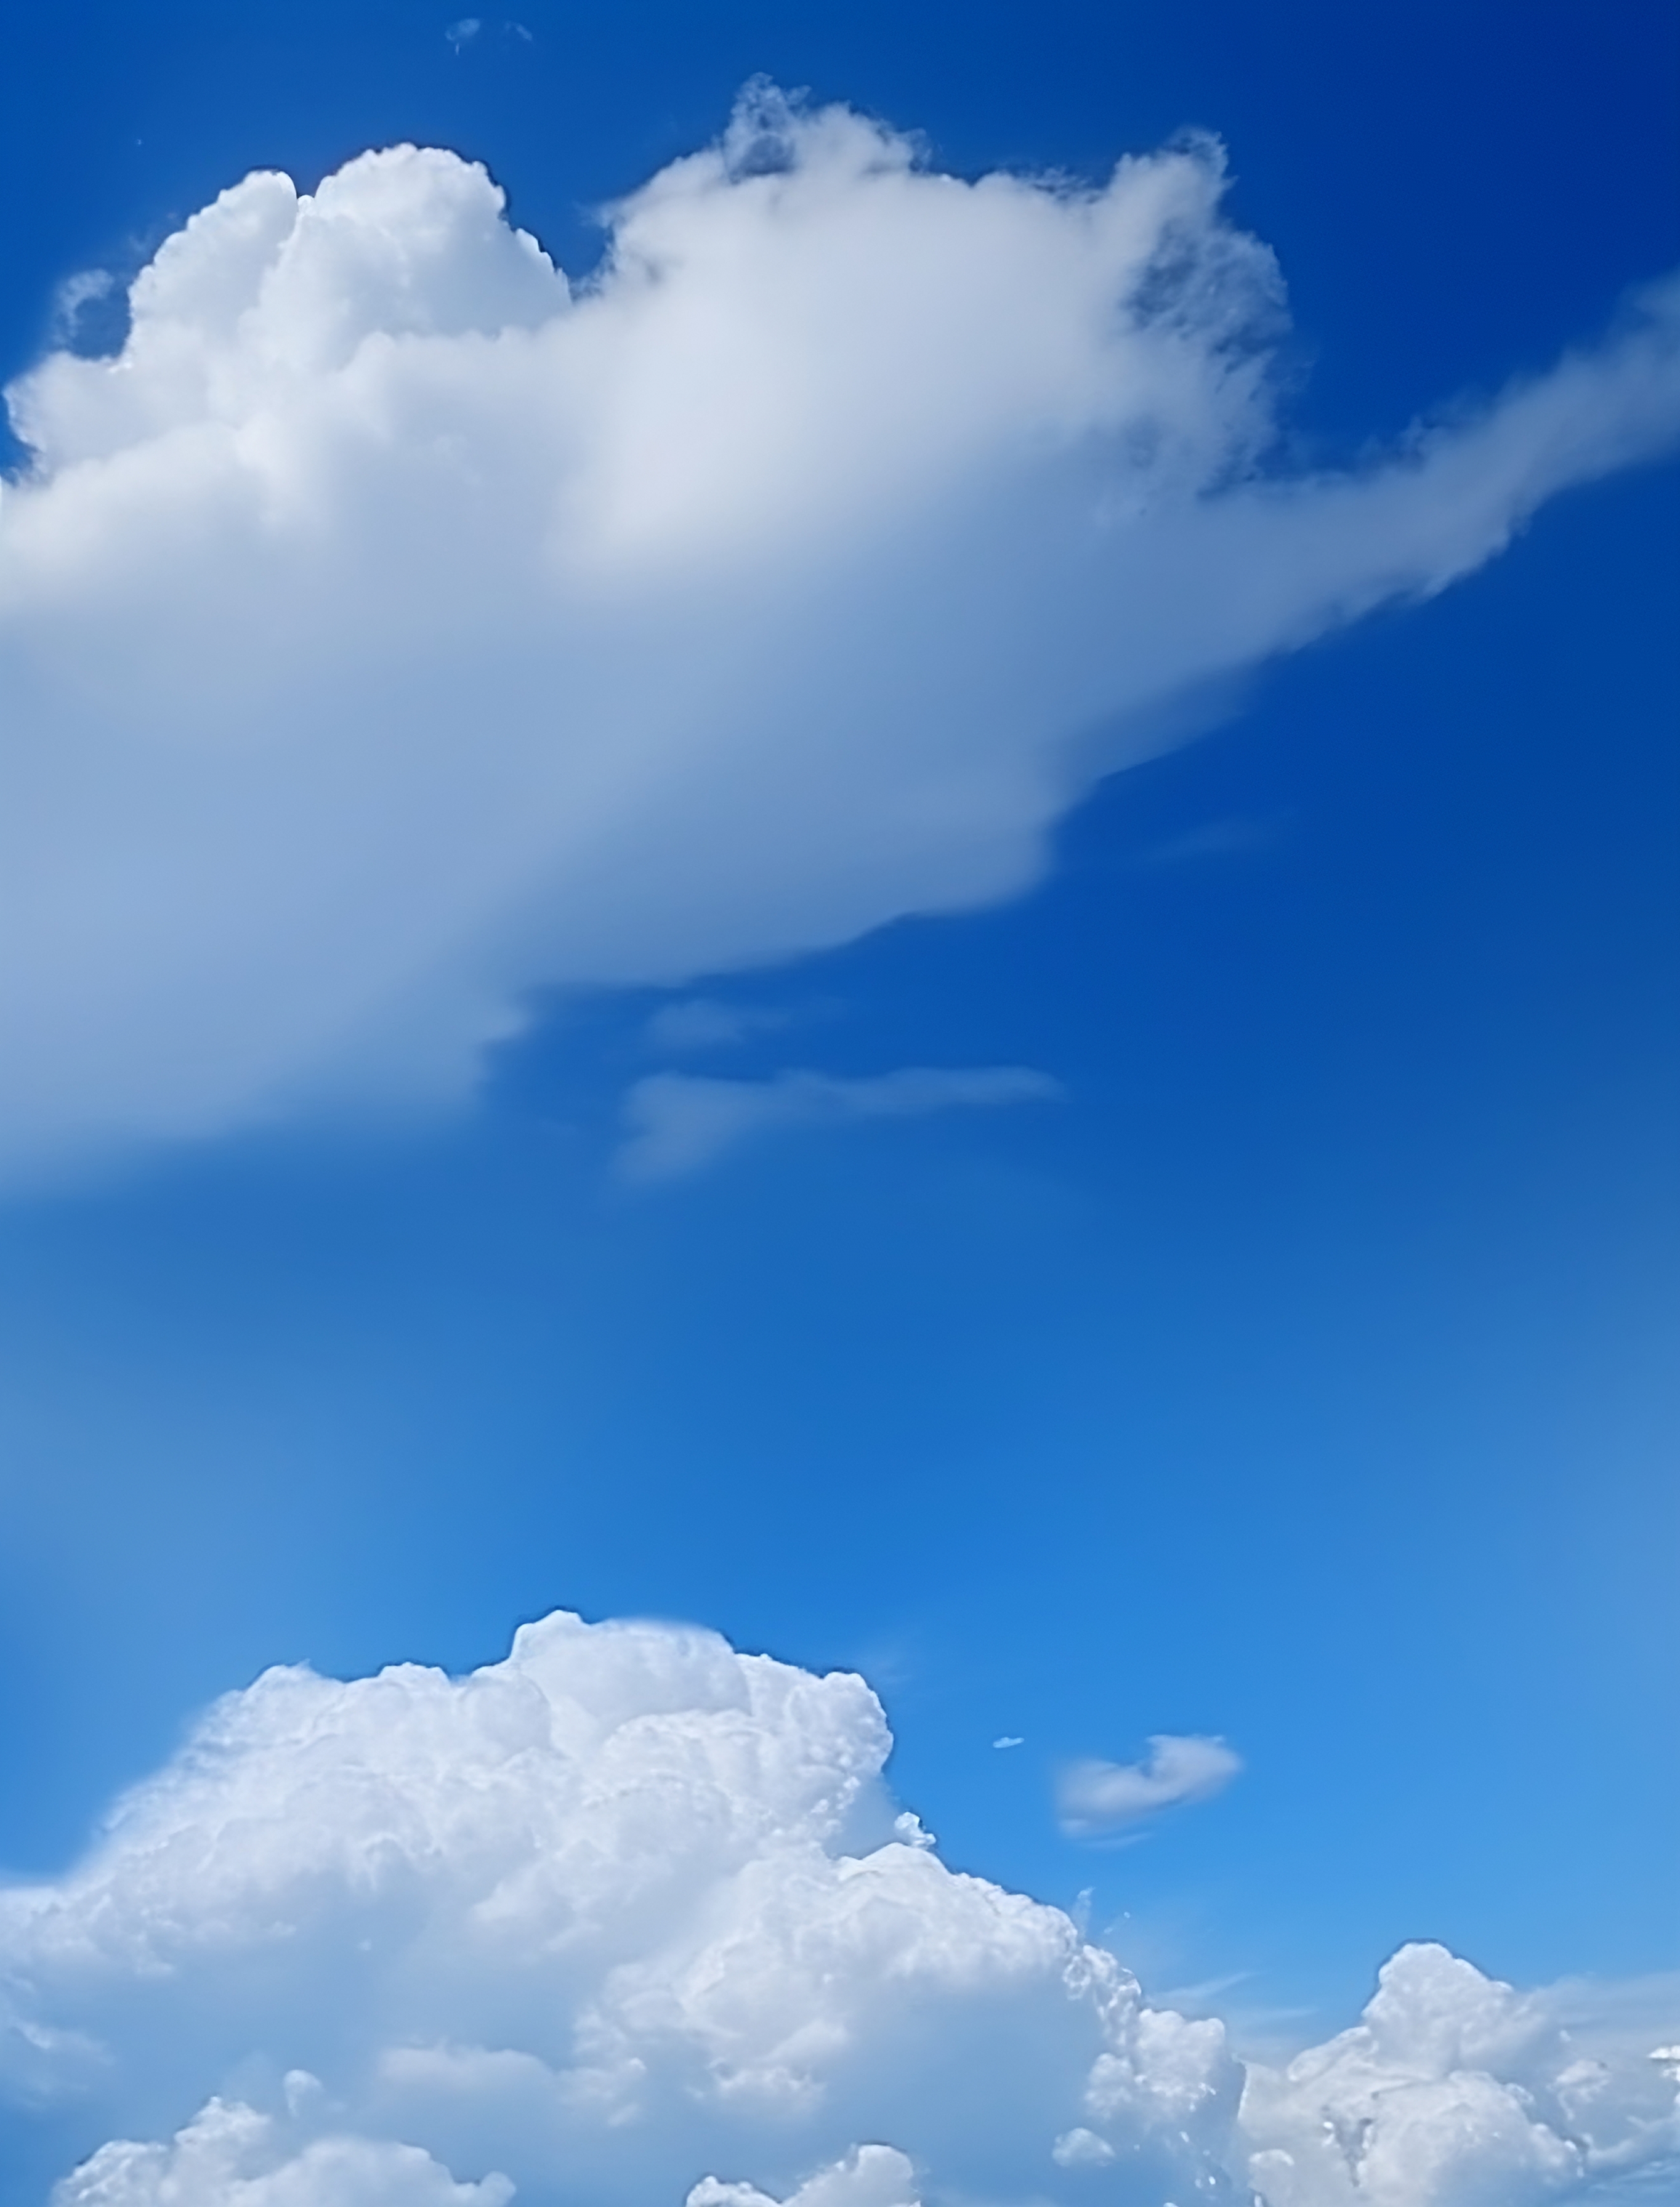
[1059, 1733, 1243, 1834]
[618, 1064, 1060, 1181]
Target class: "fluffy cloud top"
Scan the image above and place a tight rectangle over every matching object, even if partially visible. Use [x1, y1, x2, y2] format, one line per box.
[1242, 1945, 1680, 2207]
[687, 2144, 920, 2207]
[1059, 1733, 1245, 1834]
[3, 86, 1678, 1178]
[1, 1611, 1674, 2206]
[54, 2098, 515, 2207]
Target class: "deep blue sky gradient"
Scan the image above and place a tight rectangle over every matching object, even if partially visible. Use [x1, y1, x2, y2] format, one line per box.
[1, 0, 1676, 2036]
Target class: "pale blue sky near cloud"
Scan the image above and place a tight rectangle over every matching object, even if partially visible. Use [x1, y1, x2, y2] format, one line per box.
[0, 6, 1676, 2203]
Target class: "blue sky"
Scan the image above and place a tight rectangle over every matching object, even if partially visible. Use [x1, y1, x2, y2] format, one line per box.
[1, 7, 1677, 2205]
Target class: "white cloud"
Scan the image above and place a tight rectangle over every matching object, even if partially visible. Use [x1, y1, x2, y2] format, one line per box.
[0, 87, 1676, 1180]
[1239, 1945, 1680, 2206]
[1, 1611, 1673, 2206]
[1059, 1734, 1245, 1834]
[2, 1610, 1245, 2206]
[1051, 2124, 1116, 2167]
[687, 2144, 919, 2207]
[52, 2097, 514, 2207]
[617, 1065, 1060, 1181]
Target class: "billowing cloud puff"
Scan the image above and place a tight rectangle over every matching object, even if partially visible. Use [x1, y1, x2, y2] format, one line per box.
[52, 2097, 515, 2207]
[1, 1612, 1674, 2205]
[2, 1611, 1244, 2205]
[2, 86, 1678, 1179]
[687, 2144, 920, 2207]
[1240, 1945, 1680, 2206]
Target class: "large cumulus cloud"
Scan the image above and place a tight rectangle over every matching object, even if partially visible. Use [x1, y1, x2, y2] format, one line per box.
[2, 86, 1678, 1178]
[2, 1611, 1674, 2205]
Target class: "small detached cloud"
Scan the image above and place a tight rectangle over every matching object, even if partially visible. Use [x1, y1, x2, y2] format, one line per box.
[450, 19, 535, 49]
[641, 996, 793, 1054]
[993, 1735, 1025, 1751]
[618, 1065, 1060, 1182]
[1059, 1733, 1243, 1836]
